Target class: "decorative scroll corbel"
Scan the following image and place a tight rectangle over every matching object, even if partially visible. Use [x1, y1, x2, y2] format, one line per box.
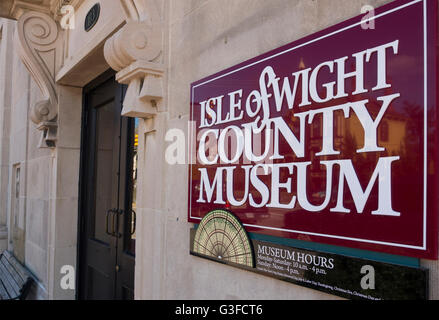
[104, 0, 164, 119]
[114, 60, 164, 118]
[15, 10, 62, 148]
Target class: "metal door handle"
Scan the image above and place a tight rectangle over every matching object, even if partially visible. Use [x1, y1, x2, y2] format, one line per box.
[130, 209, 136, 236]
[111, 209, 117, 237]
[105, 209, 114, 236]
[112, 209, 122, 238]
[106, 209, 122, 238]
[106, 208, 136, 238]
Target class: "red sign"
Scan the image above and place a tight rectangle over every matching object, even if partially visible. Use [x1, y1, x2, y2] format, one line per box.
[188, 0, 438, 259]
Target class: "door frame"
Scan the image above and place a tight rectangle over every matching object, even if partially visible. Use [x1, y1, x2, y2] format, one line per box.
[76, 69, 118, 300]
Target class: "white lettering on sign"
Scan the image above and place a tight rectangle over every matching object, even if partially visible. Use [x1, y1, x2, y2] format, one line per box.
[196, 40, 401, 216]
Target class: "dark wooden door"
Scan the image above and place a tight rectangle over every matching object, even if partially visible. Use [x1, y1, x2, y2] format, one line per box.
[78, 71, 137, 300]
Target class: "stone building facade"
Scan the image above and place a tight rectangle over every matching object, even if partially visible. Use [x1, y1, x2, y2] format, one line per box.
[0, 0, 438, 300]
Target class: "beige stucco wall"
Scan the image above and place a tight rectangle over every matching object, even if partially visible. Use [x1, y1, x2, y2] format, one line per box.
[0, 19, 14, 252]
[0, 14, 82, 299]
[0, 16, 51, 298]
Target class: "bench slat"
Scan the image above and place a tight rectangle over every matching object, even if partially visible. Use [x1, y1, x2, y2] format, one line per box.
[2, 253, 26, 284]
[1, 255, 26, 284]
[3, 251, 31, 281]
[4, 251, 31, 283]
[0, 260, 19, 298]
[0, 279, 9, 300]
[1, 258, 24, 289]
[0, 252, 34, 300]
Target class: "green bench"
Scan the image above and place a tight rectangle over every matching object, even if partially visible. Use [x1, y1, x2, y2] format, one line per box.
[0, 251, 34, 300]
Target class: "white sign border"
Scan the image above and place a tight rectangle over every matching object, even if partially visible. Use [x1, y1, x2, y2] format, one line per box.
[189, 0, 429, 252]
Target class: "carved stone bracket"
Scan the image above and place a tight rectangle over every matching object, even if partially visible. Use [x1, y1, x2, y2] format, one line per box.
[115, 60, 164, 118]
[15, 10, 63, 148]
[104, 0, 164, 120]
[37, 120, 57, 148]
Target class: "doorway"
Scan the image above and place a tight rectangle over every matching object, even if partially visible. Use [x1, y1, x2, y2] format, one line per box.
[78, 71, 137, 300]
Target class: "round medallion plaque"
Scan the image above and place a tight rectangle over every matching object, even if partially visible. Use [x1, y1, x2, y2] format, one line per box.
[193, 210, 254, 268]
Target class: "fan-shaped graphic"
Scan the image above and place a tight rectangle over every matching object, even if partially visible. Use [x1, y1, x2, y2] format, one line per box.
[193, 210, 254, 268]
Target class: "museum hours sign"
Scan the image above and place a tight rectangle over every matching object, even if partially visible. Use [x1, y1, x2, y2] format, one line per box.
[188, 0, 439, 259]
